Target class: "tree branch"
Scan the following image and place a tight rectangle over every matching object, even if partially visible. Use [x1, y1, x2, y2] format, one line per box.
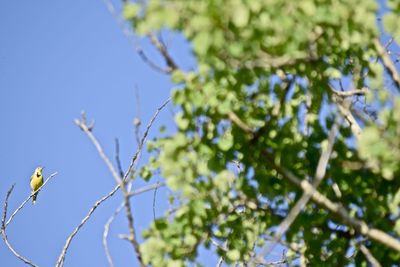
[330, 88, 368, 97]
[103, 203, 124, 267]
[1, 185, 38, 267]
[75, 114, 122, 185]
[5, 172, 58, 227]
[128, 182, 166, 198]
[226, 101, 399, 253]
[374, 38, 400, 90]
[359, 244, 381, 267]
[331, 93, 362, 138]
[148, 32, 178, 73]
[56, 98, 170, 267]
[102, 0, 171, 74]
[263, 150, 400, 253]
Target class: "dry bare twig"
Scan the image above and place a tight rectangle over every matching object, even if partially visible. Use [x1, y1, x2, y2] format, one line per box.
[6, 172, 58, 227]
[115, 138, 125, 178]
[148, 32, 178, 72]
[152, 181, 160, 220]
[56, 98, 170, 267]
[128, 182, 166, 198]
[2, 172, 58, 266]
[330, 88, 368, 97]
[1, 185, 38, 267]
[103, 203, 124, 267]
[102, 0, 175, 74]
[103, 181, 164, 267]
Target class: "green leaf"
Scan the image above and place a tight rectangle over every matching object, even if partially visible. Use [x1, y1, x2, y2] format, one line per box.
[226, 249, 241, 261]
[123, 3, 140, 20]
[218, 130, 234, 151]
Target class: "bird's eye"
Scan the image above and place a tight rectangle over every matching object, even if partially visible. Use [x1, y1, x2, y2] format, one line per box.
[37, 172, 40, 177]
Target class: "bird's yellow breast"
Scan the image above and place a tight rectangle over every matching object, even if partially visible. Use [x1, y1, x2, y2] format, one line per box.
[30, 175, 43, 191]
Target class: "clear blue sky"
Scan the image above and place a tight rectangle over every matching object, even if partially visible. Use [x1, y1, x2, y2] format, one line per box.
[0, 1, 202, 266]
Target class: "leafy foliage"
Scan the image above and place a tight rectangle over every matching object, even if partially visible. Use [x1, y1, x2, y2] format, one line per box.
[125, 0, 400, 265]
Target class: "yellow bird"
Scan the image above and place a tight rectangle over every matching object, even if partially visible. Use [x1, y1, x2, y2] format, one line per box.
[30, 166, 44, 204]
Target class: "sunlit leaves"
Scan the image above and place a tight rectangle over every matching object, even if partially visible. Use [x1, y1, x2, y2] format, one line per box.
[358, 99, 400, 180]
[124, 0, 400, 265]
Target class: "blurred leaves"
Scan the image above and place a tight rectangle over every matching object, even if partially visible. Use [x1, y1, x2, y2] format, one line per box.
[125, 0, 400, 265]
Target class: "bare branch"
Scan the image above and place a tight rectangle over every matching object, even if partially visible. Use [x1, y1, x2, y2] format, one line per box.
[359, 244, 382, 267]
[115, 138, 124, 178]
[103, 203, 124, 267]
[212, 239, 227, 267]
[56, 183, 121, 267]
[228, 112, 254, 134]
[75, 115, 122, 185]
[331, 88, 368, 97]
[6, 172, 58, 227]
[152, 181, 160, 220]
[331, 92, 362, 138]
[75, 113, 145, 266]
[216, 256, 224, 267]
[134, 86, 142, 146]
[374, 38, 400, 90]
[1, 184, 38, 267]
[121, 192, 145, 267]
[148, 32, 178, 72]
[57, 99, 170, 267]
[128, 182, 166, 198]
[102, 0, 171, 74]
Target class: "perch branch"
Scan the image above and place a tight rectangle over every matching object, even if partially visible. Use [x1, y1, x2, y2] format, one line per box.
[1, 185, 38, 267]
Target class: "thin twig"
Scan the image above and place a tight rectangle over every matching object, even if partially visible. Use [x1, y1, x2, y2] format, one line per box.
[75, 116, 122, 185]
[374, 38, 400, 90]
[122, 191, 144, 267]
[1, 184, 38, 267]
[76, 112, 145, 266]
[152, 181, 160, 220]
[6, 172, 58, 227]
[102, 0, 171, 74]
[56, 183, 121, 267]
[213, 239, 228, 267]
[148, 32, 178, 72]
[331, 88, 368, 97]
[115, 138, 124, 178]
[216, 257, 224, 267]
[103, 203, 124, 267]
[128, 182, 166, 198]
[134, 86, 142, 146]
[228, 112, 254, 134]
[359, 244, 382, 267]
[331, 92, 362, 139]
[103, 182, 133, 267]
[56, 99, 170, 267]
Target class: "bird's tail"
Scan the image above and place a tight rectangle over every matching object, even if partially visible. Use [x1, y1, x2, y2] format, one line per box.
[32, 192, 39, 205]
